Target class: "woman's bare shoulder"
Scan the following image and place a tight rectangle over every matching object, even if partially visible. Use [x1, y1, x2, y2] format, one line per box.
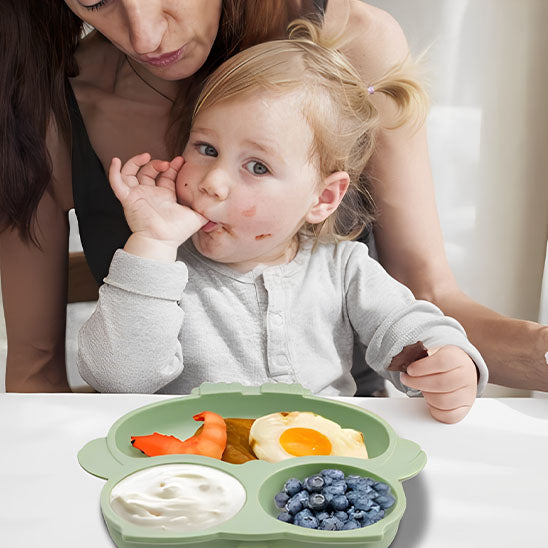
[324, 0, 410, 79]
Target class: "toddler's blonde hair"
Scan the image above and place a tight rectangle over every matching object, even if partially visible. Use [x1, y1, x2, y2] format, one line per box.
[193, 18, 428, 242]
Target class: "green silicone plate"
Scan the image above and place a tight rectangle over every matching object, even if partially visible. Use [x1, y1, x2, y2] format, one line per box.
[78, 382, 426, 548]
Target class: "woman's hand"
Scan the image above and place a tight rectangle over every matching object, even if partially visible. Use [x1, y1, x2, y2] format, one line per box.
[109, 153, 207, 261]
[400, 346, 479, 424]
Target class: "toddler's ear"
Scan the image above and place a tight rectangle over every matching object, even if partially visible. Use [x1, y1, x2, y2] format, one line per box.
[305, 171, 350, 224]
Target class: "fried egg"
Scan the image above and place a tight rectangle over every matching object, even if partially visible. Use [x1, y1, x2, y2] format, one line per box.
[249, 411, 368, 462]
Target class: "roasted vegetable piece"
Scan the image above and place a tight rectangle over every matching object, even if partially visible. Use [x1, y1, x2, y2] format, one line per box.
[131, 411, 227, 459]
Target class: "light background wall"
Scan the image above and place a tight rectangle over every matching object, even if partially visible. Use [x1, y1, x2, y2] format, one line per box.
[1, 0, 547, 393]
[370, 0, 548, 323]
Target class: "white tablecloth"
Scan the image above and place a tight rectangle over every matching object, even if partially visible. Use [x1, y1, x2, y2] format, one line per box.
[1, 394, 547, 547]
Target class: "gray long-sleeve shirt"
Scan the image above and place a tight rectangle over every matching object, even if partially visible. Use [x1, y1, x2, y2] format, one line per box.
[78, 240, 488, 396]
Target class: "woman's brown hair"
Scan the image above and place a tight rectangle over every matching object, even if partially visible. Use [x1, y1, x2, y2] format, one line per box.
[0, 0, 321, 242]
[0, 0, 82, 243]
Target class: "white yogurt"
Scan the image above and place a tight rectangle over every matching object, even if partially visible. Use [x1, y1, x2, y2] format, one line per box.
[109, 464, 246, 532]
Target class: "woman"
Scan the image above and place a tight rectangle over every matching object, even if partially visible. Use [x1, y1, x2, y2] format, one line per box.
[1, 0, 546, 393]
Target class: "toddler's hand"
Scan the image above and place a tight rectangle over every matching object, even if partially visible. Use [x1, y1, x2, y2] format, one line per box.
[109, 153, 207, 260]
[400, 345, 478, 424]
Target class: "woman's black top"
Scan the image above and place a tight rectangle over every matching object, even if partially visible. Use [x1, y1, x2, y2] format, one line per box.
[67, 83, 131, 285]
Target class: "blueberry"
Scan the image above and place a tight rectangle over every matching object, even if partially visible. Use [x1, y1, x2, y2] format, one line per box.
[295, 508, 314, 520]
[373, 481, 391, 493]
[322, 490, 334, 505]
[365, 508, 385, 524]
[334, 511, 348, 522]
[304, 474, 325, 492]
[346, 476, 374, 492]
[295, 490, 310, 506]
[294, 514, 319, 529]
[330, 494, 349, 511]
[348, 509, 366, 522]
[285, 496, 303, 515]
[323, 482, 346, 497]
[321, 469, 345, 481]
[354, 496, 374, 511]
[321, 475, 334, 486]
[342, 519, 361, 530]
[354, 484, 374, 495]
[315, 511, 331, 522]
[284, 478, 303, 497]
[277, 511, 293, 523]
[346, 490, 361, 505]
[375, 494, 395, 509]
[308, 493, 327, 511]
[274, 492, 290, 508]
[319, 516, 344, 530]
[345, 475, 365, 490]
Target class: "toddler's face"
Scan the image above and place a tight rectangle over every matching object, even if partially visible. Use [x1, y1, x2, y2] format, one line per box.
[176, 92, 323, 271]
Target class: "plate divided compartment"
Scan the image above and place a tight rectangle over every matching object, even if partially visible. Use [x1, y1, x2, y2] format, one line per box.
[78, 382, 426, 548]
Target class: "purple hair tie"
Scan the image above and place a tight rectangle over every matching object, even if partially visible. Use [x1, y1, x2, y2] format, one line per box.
[367, 85, 375, 95]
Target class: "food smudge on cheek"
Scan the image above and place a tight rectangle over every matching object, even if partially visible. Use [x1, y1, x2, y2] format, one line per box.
[241, 206, 256, 217]
[255, 233, 272, 240]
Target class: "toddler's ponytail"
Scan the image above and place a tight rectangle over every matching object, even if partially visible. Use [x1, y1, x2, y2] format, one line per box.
[365, 60, 429, 130]
[286, 18, 429, 242]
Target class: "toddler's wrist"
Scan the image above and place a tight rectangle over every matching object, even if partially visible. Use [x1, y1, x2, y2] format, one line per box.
[124, 233, 180, 262]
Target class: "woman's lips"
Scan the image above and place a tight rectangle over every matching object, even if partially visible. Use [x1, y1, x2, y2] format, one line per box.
[140, 46, 185, 68]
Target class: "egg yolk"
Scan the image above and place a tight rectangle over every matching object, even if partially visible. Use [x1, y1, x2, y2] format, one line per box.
[279, 427, 332, 456]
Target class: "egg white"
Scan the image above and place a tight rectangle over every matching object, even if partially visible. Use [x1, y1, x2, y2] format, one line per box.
[249, 411, 368, 462]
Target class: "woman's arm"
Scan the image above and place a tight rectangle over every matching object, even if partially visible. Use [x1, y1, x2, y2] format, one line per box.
[371, 121, 548, 391]
[330, 0, 548, 391]
[0, 192, 71, 392]
[0, 122, 72, 393]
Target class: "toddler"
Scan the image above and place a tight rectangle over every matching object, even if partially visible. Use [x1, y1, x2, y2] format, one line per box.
[78, 21, 488, 423]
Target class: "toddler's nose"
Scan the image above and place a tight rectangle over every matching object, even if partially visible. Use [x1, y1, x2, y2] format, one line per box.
[198, 169, 230, 201]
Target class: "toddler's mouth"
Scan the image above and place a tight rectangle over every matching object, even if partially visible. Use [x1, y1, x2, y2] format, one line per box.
[201, 221, 220, 233]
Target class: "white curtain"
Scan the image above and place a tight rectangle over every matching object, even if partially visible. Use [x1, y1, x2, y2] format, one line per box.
[370, 0, 548, 322]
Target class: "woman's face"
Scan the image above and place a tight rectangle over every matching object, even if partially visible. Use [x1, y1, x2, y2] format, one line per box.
[64, 0, 222, 80]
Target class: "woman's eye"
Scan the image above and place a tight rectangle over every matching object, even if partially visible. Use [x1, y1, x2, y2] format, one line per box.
[82, 0, 109, 11]
[197, 144, 218, 157]
[245, 160, 269, 176]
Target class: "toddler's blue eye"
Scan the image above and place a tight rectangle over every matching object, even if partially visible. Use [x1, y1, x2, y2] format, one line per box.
[245, 160, 269, 175]
[197, 144, 218, 157]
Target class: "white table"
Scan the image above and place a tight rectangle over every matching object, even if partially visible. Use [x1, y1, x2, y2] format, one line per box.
[1, 394, 547, 547]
